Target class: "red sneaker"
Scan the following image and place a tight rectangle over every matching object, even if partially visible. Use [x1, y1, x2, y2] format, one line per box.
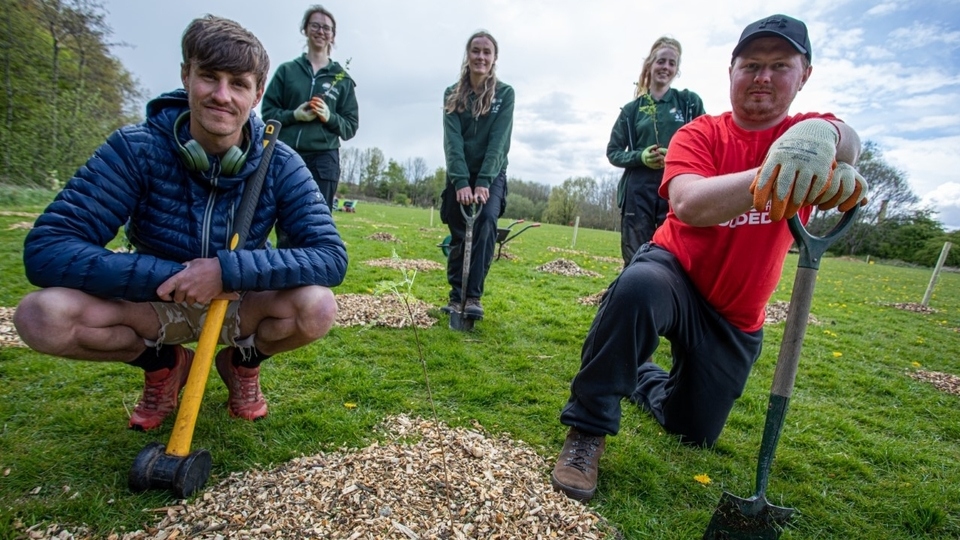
[128, 345, 194, 431]
[215, 347, 268, 421]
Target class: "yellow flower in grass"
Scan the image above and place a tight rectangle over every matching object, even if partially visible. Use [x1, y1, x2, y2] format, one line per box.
[911, 361, 922, 368]
[694, 474, 712, 485]
[832, 351, 843, 358]
[344, 402, 357, 409]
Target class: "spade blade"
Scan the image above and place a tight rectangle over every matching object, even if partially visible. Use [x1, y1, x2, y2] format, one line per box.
[702, 491, 794, 540]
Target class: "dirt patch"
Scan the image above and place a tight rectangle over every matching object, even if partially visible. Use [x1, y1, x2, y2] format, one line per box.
[764, 301, 820, 325]
[7, 221, 32, 230]
[367, 232, 400, 242]
[886, 302, 938, 314]
[909, 369, 960, 397]
[537, 259, 602, 278]
[21, 415, 614, 539]
[365, 258, 444, 272]
[0, 307, 25, 348]
[578, 290, 607, 306]
[336, 293, 437, 329]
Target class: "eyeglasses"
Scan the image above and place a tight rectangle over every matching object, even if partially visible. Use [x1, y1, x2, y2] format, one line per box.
[307, 23, 334, 34]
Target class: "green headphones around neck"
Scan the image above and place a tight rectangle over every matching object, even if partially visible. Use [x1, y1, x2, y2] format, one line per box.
[173, 110, 251, 176]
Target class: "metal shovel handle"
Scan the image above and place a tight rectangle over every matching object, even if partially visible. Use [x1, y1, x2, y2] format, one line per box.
[458, 202, 482, 312]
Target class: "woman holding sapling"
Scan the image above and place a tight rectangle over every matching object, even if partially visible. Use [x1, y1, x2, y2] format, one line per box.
[262, 4, 358, 226]
[439, 30, 514, 321]
[607, 36, 704, 266]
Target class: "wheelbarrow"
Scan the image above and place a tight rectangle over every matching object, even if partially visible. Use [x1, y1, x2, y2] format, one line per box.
[437, 218, 540, 260]
[702, 205, 860, 539]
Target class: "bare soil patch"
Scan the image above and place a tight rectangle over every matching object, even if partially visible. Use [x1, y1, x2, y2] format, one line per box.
[578, 290, 607, 306]
[537, 259, 602, 278]
[0, 307, 25, 348]
[336, 293, 437, 329]
[764, 301, 820, 325]
[886, 302, 938, 314]
[909, 369, 960, 397]
[367, 232, 400, 242]
[365, 258, 445, 272]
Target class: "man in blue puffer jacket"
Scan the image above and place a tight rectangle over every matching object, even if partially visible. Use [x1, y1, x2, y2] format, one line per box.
[13, 15, 348, 431]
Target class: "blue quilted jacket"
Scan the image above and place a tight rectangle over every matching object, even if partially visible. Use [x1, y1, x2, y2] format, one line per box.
[23, 89, 348, 302]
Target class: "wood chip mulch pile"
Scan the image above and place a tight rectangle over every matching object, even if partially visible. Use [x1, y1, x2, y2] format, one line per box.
[336, 293, 437, 329]
[887, 302, 938, 314]
[909, 369, 960, 397]
[21, 415, 615, 540]
[764, 300, 820, 325]
[536, 259, 601, 278]
[0, 307, 25, 348]
[578, 290, 607, 306]
[367, 232, 400, 242]
[365, 258, 445, 272]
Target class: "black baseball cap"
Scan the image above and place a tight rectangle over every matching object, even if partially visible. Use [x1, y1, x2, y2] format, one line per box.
[731, 14, 812, 63]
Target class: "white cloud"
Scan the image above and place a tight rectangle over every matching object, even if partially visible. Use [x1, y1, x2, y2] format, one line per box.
[99, 0, 960, 229]
[889, 22, 960, 49]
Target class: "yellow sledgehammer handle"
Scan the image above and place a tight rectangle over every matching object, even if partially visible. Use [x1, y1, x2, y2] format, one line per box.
[163, 120, 281, 458]
[166, 297, 229, 456]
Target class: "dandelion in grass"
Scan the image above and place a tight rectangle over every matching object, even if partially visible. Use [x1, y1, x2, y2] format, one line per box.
[694, 474, 712, 485]
[911, 361, 922, 368]
[833, 352, 843, 358]
[344, 402, 357, 409]
[823, 330, 837, 337]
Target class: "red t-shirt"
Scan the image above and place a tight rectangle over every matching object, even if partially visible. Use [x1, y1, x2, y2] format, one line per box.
[653, 111, 838, 332]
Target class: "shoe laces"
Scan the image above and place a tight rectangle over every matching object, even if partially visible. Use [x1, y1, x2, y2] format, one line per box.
[232, 366, 263, 404]
[138, 369, 173, 411]
[564, 434, 602, 472]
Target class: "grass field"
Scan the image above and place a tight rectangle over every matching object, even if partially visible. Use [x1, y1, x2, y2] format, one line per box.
[1, 201, 958, 538]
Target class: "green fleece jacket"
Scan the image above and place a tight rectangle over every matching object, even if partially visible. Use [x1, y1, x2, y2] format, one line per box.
[606, 88, 705, 169]
[442, 81, 514, 190]
[262, 55, 359, 152]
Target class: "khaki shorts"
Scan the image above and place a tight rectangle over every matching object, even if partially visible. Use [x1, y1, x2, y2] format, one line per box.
[149, 300, 243, 347]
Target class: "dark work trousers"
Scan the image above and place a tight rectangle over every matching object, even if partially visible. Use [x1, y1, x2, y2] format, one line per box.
[277, 149, 340, 248]
[559, 244, 763, 447]
[620, 166, 668, 266]
[440, 171, 507, 303]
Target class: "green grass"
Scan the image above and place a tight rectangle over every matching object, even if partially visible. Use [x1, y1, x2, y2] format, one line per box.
[1, 202, 959, 538]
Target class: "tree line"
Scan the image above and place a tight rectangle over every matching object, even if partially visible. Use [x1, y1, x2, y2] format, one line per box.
[3, 1, 955, 268]
[1, 0, 143, 189]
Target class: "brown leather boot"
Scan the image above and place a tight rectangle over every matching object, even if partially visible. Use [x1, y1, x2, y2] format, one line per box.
[551, 427, 606, 502]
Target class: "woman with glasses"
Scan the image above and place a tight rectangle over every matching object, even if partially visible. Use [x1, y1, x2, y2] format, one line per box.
[263, 4, 358, 228]
[439, 31, 514, 322]
[607, 36, 704, 266]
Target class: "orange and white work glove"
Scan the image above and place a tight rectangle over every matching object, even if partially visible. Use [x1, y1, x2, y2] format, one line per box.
[814, 161, 869, 212]
[293, 101, 316, 122]
[310, 96, 330, 123]
[750, 118, 839, 221]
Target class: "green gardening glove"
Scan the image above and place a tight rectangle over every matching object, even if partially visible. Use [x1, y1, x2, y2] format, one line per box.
[750, 118, 838, 221]
[814, 161, 869, 212]
[641, 144, 667, 169]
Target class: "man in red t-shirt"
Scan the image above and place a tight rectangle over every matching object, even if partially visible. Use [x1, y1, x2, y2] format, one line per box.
[551, 14, 869, 503]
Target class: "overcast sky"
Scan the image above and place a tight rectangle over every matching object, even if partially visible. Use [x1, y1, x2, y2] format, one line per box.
[101, 0, 960, 230]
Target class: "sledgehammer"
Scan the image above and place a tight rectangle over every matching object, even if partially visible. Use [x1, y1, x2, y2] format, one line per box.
[128, 120, 281, 498]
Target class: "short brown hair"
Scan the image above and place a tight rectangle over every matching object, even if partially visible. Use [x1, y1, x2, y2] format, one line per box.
[181, 14, 270, 90]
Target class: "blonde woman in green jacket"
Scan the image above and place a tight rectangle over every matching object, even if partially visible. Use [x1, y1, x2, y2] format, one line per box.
[262, 4, 359, 220]
[440, 30, 514, 321]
